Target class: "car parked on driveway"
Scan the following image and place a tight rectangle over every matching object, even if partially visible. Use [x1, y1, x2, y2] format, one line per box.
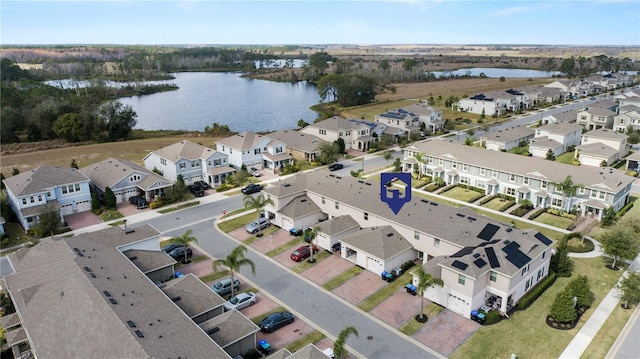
[250, 167, 261, 177]
[168, 247, 192, 261]
[289, 228, 304, 236]
[246, 217, 270, 234]
[241, 183, 264, 195]
[211, 277, 241, 297]
[194, 180, 210, 190]
[259, 311, 294, 333]
[129, 195, 148, 209]
[290, 245, 319, 262]
[162, 243, 181, 253]
[328, 163, 344, 171]
[188, 184, 205, 197]
[223, 292, 257, 311]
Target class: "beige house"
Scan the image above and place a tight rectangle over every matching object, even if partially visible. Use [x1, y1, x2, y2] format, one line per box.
[575, 128, 630, 167]
[262, 171, 553, 318]
[480, 126, 534, 152]
[613, 104, 640, 133]
[300, 116, 375, 152]
[267, 130, 324, 163]
[529, 122, 583, 158]
[576, 107, 616, 130]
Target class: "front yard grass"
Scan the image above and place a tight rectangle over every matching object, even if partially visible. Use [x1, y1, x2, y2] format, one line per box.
[555, 152, 580, 165]
[243, 226, 279, 245]
[581, 301, 635, 359]
[322, 266, 364, 291]
[291, 250, 331, 273]
[100, 209, 124, 222]
[157, 200, 200, 213]
[265, 238, 301, 258]
[534, 212, 574, 229]
[217, 212, 256, 233]
[450, 257, 624, 359]
[358, 271, 413, 312]
[482, 197, 512, 211]
[285, 330, 326, 353]
[440, 186, 484, 203]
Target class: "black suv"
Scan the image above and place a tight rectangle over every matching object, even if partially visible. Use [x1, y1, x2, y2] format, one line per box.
[241, 183, 264, 195]
[328, 163, 344, 171]
[168, 247, 193, 260]
[188, 184, 205, 197]
[194, 180, 210, 190]
[129, 196, 148, 209]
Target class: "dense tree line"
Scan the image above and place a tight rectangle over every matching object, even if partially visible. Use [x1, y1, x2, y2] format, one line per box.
[1, 59, 137, 144]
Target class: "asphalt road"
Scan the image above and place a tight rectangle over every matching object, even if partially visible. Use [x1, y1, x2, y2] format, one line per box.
[331, 148, 402, 177]
[133, 194, 442, 359]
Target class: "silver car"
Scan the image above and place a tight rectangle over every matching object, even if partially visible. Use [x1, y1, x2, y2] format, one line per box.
[246, 217, 270, 234]
[223, 292, 257, 311]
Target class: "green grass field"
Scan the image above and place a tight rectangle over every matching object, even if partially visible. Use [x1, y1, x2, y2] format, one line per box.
[534, 213, 574, 230]
[440, 187, 484, 203]
[482, 197, 512, 211]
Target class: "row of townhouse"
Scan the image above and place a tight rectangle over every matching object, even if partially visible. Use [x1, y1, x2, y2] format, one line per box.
[262, 170, 554, 319]
[1, 225, 260, 359]
[455, 88, 531, 116]
[403, 141, 634, 220]
[546, 73, 634, 98]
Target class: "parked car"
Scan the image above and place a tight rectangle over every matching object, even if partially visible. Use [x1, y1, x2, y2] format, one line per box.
[290, 245, 319, 262]
[259, 311, 294, 333]
[188, 184, 205, 197]
[328, 163, 344, 171]
[194, 180, 210, 190]
[211, 277, 241, 297]
[246, 217, 270, 234]
[129, 195, 148, 209]
[289, 228, 304, 236]
[241, 183, 264, 195]
[168, 247, 192, 260]
[223, 292, 257, 311]
[162, 243, 181, 253]
[250, 167, 261, 177]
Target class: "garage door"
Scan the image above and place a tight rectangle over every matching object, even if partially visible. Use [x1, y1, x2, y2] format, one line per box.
[282, 218, 293, 231]
[447, 292, 470, 316]
[77, 200, 91, 212]
[366, 256, 384, 274]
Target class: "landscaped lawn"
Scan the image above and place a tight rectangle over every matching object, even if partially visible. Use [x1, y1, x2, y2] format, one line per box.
[450, 257, 624, 359]
[100, 209, 124, 222]
[482, 197, 512, 211]
[217, 212, 256, 232]
[555, 152, 579, 165]
[534, 213, 574, 230]
[581, 301, 634, 359]
[440, 186, 484, 203]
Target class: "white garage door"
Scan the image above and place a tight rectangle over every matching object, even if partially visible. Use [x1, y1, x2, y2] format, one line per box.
[447, 292, 470, 316]
[282, 218, 293, 231]
[366, 256, 384, 274]
[77, 200, 91, 212]
[60, 203, 73, 216]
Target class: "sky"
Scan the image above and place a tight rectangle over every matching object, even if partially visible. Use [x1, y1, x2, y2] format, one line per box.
[1, 0, 639, 46]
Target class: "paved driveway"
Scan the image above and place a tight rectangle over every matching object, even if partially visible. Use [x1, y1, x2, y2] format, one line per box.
[64, 211, 102, 229]
[370, 287, 424, 329]
[301, 254, 354, 285]
[413, 309, 480, 356]
[332, 270, 387, 305]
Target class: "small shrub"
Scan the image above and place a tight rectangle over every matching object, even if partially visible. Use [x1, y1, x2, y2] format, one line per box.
[400, 260, 416, 273]
[149, 200, 164, 209]
[498, 200, 516, 212]
[528, 208, 546, 220]
[484, 310, 502, 325]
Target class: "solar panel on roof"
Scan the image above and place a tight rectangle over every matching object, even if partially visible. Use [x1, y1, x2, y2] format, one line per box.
[478, 223, 500, 241]
[474, 258, 488, 268]
[535, 232, 553, 245]
[451, 247, 474, 258]
[485, 247, 500, 268]
[506, 250, 531, 269]
[473, 253, 481, 258]
[502, 241, 520, 254]
[451, 260, 468, 271]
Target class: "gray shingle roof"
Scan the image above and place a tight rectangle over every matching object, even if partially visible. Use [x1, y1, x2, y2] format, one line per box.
[411, 140, 632, 193]
[3, 166, 90, 197]
[582, 107, 615, 116]
[400, 102, 440, 116]
[216, 131, 269, 150]
[483, 126, 534, 142]
[279, 195, 322, 219]
[302, 116, 365, 132]
[149, 140, 217, 162]
[268, 130, 324, 153]
[79, 158, 171, 191]
[287, 344, 329, 359]
[198, 309, 259, 348]
[536, 122, 582, 136]
[161, 273, 226, 318]
[529, 137, 562, 149]
[3, 226, 230, 358]
[124, 249, 176, 273]
[315, 215, 359, 235]
[577, 143, 618, 157]
[341, 226, 413, 260]
[583, 128, 628, 141]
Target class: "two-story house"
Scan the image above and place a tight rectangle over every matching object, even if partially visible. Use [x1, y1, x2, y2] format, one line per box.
[404, 141, 633, 220]
[540, 109, 580, 125]
[263, 137, 294, 173]
[374, 109, 421, 138]
[575, 128, 630, 167]
[261, 170, 553, 319]
[215, 132, 273, 169]
[576, 107, 616, 130]
[2, 166, 92, 232]
[529, 122, 583, 158]
[456, 93, 506, 116]
[613, 104, 640, 133]
[401, 102, 444, 133]
[267, 130, 324, 163]
[300, 116, 375, 152]
[80, 158, 173, 203]
[144, 140, 235, 187]
[479, 126, 534, 152]
[545, 79, 594, 98]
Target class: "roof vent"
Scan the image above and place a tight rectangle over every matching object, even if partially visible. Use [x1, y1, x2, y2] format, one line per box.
[430, 202, 438, 206]
[109, 298, 118, 305]
[207, 327, 220, 335]
[386, 232, 394, 237]
[134, 330, 145, 338]
[300, 199, 307, 203]
[127, 320, 136, 328]
[125, 229, 135, 234]
[171, 296, 182, 302]
[456, 213, 465, 218]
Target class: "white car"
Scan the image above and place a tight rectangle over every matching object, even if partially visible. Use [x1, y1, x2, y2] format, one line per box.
[223, 292, 257, 311]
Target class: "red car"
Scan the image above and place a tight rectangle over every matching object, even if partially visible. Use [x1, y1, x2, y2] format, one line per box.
[290, 245, 319, 262]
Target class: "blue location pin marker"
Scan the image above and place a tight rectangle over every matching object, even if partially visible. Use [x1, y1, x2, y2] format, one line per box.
[380, 172, 412, 215]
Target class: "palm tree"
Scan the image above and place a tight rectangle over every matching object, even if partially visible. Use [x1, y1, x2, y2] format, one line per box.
[172, 229, 198, 264]
[413, 265, 444, 322]
[212, 245, 256, 298]
[304, 226, 320, 263]
[243, 194, 274, 237]
[333, 325, 358, 359]
[552, 175, 582, 214]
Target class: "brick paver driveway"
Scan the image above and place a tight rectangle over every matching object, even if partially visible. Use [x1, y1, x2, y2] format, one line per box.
[256, 315, 316, 353]
[301, 254, 354, 285]
[332, 270, 387, 305]
[412, 309, 480, 356]
[370, 287, 424, 329]
[64, 211, 102, 229]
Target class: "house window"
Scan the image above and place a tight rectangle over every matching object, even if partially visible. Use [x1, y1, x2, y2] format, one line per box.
[414, 231, 420, 240]
[541, 181, 548, 189]
[490, 271, 497, 282]
[428, 157, 434, 164]
[30, 197, 35, 204]
[551, 198, 563, 207]
[179, 163, 186, 169]
[542, 251, 546, 259]
[458, 274, 466, 285]
[590, 190, 598, 198]
[276, 147, 283, 154]
[509, 174, 516, 182]
[191, 161, 200, 168]
[434, 238, 440, 247]
[160, 158, 167, 166]
[523, 177, 530, 185]
[462, 164, 469, 172]
[335, 202, 339, 210]
[38, 195, 43, 202]
[506, 187, 516, 196]
[364, 212, 369, 220]
[492, 170, 498, 178]
[214, 159, 221, 166]
[525, 278, 532, 290]
[599, 191, 606, 200]
[438, 159, 444, 166]
[22, 198, 27, 205]
[460, 176, 469, 184]
[207, 161, 212, 167]
[452, 162, 457, 169]
[62, 186, 68, 194]
[130, 175, 141, 182]
[47, 192, 52, 197]
[322, 196, 325, 204]
[480, 168, 486, 176]
[319, 129, 326, 135]
[254, 148, 261, 155]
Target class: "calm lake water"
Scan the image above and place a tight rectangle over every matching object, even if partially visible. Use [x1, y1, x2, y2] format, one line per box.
[428, 67, 561, 78]
[117, 72, 320, 132]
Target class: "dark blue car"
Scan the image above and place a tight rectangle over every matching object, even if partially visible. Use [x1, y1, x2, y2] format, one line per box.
[259, 311, 294, 333]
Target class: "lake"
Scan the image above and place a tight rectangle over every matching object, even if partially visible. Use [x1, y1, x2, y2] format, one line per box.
[428, 67, 561, 78]
[117, 72, 320, 132]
